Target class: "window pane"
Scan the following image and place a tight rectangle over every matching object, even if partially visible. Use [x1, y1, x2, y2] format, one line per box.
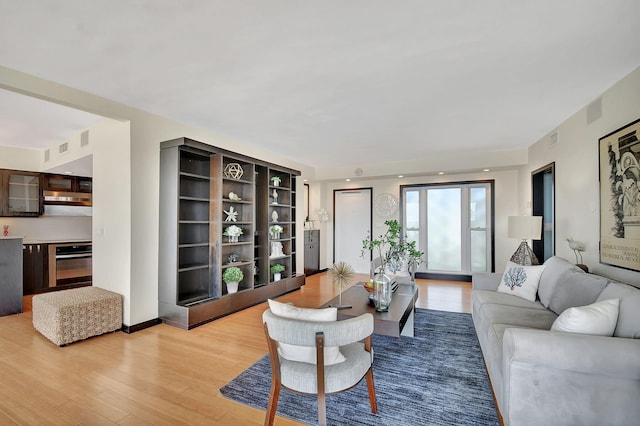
[470, 187, 486, 229]
[427, 188, 461, 271]
[471, 230, 487, 272]
[405, 190, 420, 229]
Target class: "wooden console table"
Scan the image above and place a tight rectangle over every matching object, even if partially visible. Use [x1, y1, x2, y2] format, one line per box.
[322, 282, 418, 337]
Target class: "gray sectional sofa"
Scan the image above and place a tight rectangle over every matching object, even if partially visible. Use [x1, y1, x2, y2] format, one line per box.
[472, 256, 640, 426]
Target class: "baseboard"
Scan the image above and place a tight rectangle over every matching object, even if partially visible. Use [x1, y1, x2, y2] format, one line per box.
[415, 272, 471, 282]
[121, 318, 162, 334]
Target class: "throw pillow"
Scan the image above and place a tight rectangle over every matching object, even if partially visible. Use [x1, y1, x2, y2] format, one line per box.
[497, 261, 545, 301]
[596, 283, 640, 338]
[547, 269, 608, 315]
[267, 299, 346, 365]
[551, 298, 619, 336]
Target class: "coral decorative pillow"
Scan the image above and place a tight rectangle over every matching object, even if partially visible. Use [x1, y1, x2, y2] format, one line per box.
[551, 299, 619, 336]
[267, 299, 346, 365]
[497, 261, 545, 301]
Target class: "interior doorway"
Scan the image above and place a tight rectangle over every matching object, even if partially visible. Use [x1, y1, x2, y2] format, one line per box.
[532, 163, 555, 262]
[333, 188, 372, 274]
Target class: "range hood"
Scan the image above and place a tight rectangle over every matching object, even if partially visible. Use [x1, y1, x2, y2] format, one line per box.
[43, 190, 92, 216]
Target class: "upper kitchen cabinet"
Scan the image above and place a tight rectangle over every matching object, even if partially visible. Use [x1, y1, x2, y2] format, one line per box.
[43, 174, 92, 193]
[0, 169, 43, 217]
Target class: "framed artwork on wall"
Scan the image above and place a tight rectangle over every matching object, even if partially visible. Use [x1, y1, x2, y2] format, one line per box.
[598, 118, 640, 272]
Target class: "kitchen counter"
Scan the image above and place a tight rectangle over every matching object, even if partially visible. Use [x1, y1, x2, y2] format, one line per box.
[23, 238, 92, 244]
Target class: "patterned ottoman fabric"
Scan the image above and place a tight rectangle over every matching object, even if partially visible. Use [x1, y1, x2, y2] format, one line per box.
[32, 286, 122, 346]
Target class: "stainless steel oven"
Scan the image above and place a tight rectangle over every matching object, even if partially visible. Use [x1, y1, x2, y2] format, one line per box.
[48, 243, 92, 287]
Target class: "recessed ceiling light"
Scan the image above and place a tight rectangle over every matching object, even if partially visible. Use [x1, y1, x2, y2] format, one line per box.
[398, 175, 403, 178]
[483, 168, 491, 172]
[64, 171, 73, 175]
[438, 172, 445, 175]
[346, 178, 351, 182]
[303, 179, 308, 182]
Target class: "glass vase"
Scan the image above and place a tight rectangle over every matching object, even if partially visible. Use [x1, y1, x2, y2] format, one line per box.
[374, 274, 392, 312]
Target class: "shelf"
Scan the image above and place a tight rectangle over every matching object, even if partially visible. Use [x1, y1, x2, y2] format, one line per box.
[223, 177, 253, 185]
[178, 242, 209, 248]
[222, 261, 252, 268]
[179, 195, 210, 202]
[222, 198, 253, 204]
[222, 241, 252, 247]
[180, 171, 210, 180]
[178, 264, 209, 273]
[269, 255, 290, 260]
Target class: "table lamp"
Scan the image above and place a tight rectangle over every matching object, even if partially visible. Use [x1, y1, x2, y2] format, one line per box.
[508, 216, 542, 265]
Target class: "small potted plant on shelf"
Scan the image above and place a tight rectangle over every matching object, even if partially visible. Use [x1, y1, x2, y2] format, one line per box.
[269, 224, 283, 239]
[223, 225, 243, 243]
[271, 176, 281, 187]
[223, 266, 243, 294]
[270, 264, 285, 281]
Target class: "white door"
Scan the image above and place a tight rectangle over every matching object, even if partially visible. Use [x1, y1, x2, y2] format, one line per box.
[334, 188, 372, 274]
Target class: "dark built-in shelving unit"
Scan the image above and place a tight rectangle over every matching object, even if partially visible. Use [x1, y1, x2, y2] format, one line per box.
[159, 138, 304, 329]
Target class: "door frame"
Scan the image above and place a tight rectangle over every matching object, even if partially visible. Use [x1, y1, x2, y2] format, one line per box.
[333, 187, 373, 267]
[531, 162, 555, 262]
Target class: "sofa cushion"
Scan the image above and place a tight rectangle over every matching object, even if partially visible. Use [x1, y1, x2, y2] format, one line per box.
[473, 289, 548, 311]
[267, 299, 346, 365]
[497, 261, 545, 301]
[547, 269, 608, 315]
[479, 303, 558, 330]
[596, 283, 640, 339]
[537, 256, 578, 308]
[551, 298, 619, 336]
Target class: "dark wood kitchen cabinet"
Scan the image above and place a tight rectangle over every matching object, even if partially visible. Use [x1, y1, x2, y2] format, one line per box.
[304, 230, 320, 276]
[0, 169, 43, 217]
[23, 243, 47, 295]
[43, 174, 92, 193]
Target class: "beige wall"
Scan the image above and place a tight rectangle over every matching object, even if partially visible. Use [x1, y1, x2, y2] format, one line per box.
[523, 65, 640, 285]
[312, 169, 520, 274]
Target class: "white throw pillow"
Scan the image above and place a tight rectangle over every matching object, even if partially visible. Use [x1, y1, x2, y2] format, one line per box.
[267, 299, 346, 365]
[551, 298, 619, 336]
[497, 261, 545, 301]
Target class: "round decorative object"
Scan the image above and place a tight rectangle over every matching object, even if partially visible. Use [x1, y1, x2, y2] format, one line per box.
[224, 163, 244, 179]
[374, 193, 399, 218]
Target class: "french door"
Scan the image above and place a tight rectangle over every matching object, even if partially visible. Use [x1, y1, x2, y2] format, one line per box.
[402, 181, 493, 276]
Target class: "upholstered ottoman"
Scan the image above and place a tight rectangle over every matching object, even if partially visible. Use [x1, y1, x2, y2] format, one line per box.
[32, 286, 122, 346]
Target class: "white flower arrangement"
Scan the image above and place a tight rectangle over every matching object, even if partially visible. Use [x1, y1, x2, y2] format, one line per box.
[224, 225, 243, 237]
[269, 224, 283, 234]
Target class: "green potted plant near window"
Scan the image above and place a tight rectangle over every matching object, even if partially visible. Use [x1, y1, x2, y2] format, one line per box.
[271, 176, 281, 187]
[223, 266, 243, 294]
[270, 263, 285, 281]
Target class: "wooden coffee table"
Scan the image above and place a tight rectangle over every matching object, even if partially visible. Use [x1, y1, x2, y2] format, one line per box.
[322, 282, 419, 337]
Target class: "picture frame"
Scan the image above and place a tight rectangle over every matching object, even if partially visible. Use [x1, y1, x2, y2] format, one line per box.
[598, 118, 640, 272]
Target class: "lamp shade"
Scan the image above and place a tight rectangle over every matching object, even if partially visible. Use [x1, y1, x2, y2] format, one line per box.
[508, 216, 542, 240]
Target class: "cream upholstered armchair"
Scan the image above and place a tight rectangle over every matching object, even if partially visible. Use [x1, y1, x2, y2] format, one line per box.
[262, 308, 377, 426]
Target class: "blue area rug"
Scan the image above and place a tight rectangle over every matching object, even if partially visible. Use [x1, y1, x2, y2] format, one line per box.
[220, 309, 499, 425]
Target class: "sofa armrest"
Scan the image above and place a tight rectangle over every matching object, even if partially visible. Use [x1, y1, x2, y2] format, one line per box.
[502, 328, 640, 425]
[472, 272, 502, 291]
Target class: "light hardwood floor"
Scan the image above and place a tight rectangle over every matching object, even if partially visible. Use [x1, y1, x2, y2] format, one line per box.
[0, 274, 471, 425]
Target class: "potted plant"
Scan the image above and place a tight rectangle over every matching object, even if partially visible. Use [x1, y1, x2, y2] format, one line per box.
[270, 263, 285, 281]
[269, 224, 283, 239]
[223, 225, 243, 243]
[223, 266, 243, 294]
[271, 176, 281, 187]
[361, 219, 424, 280]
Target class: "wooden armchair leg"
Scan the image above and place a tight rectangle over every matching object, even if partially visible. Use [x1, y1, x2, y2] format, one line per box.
[264, 381, 281, 426]
[365, 368, 377, 414]
[317, 391, 326, 426]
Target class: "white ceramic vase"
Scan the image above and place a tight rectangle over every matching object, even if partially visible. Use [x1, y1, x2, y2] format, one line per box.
[226, 281, 239, 294]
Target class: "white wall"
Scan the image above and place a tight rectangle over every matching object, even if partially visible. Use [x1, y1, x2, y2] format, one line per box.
[524, 65, 640, 286]
[313, 169, 520, 274]
[0, 146, 39, 171]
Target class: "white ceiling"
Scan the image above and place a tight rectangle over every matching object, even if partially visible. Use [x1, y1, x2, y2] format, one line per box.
[1, 1, 640, 172]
